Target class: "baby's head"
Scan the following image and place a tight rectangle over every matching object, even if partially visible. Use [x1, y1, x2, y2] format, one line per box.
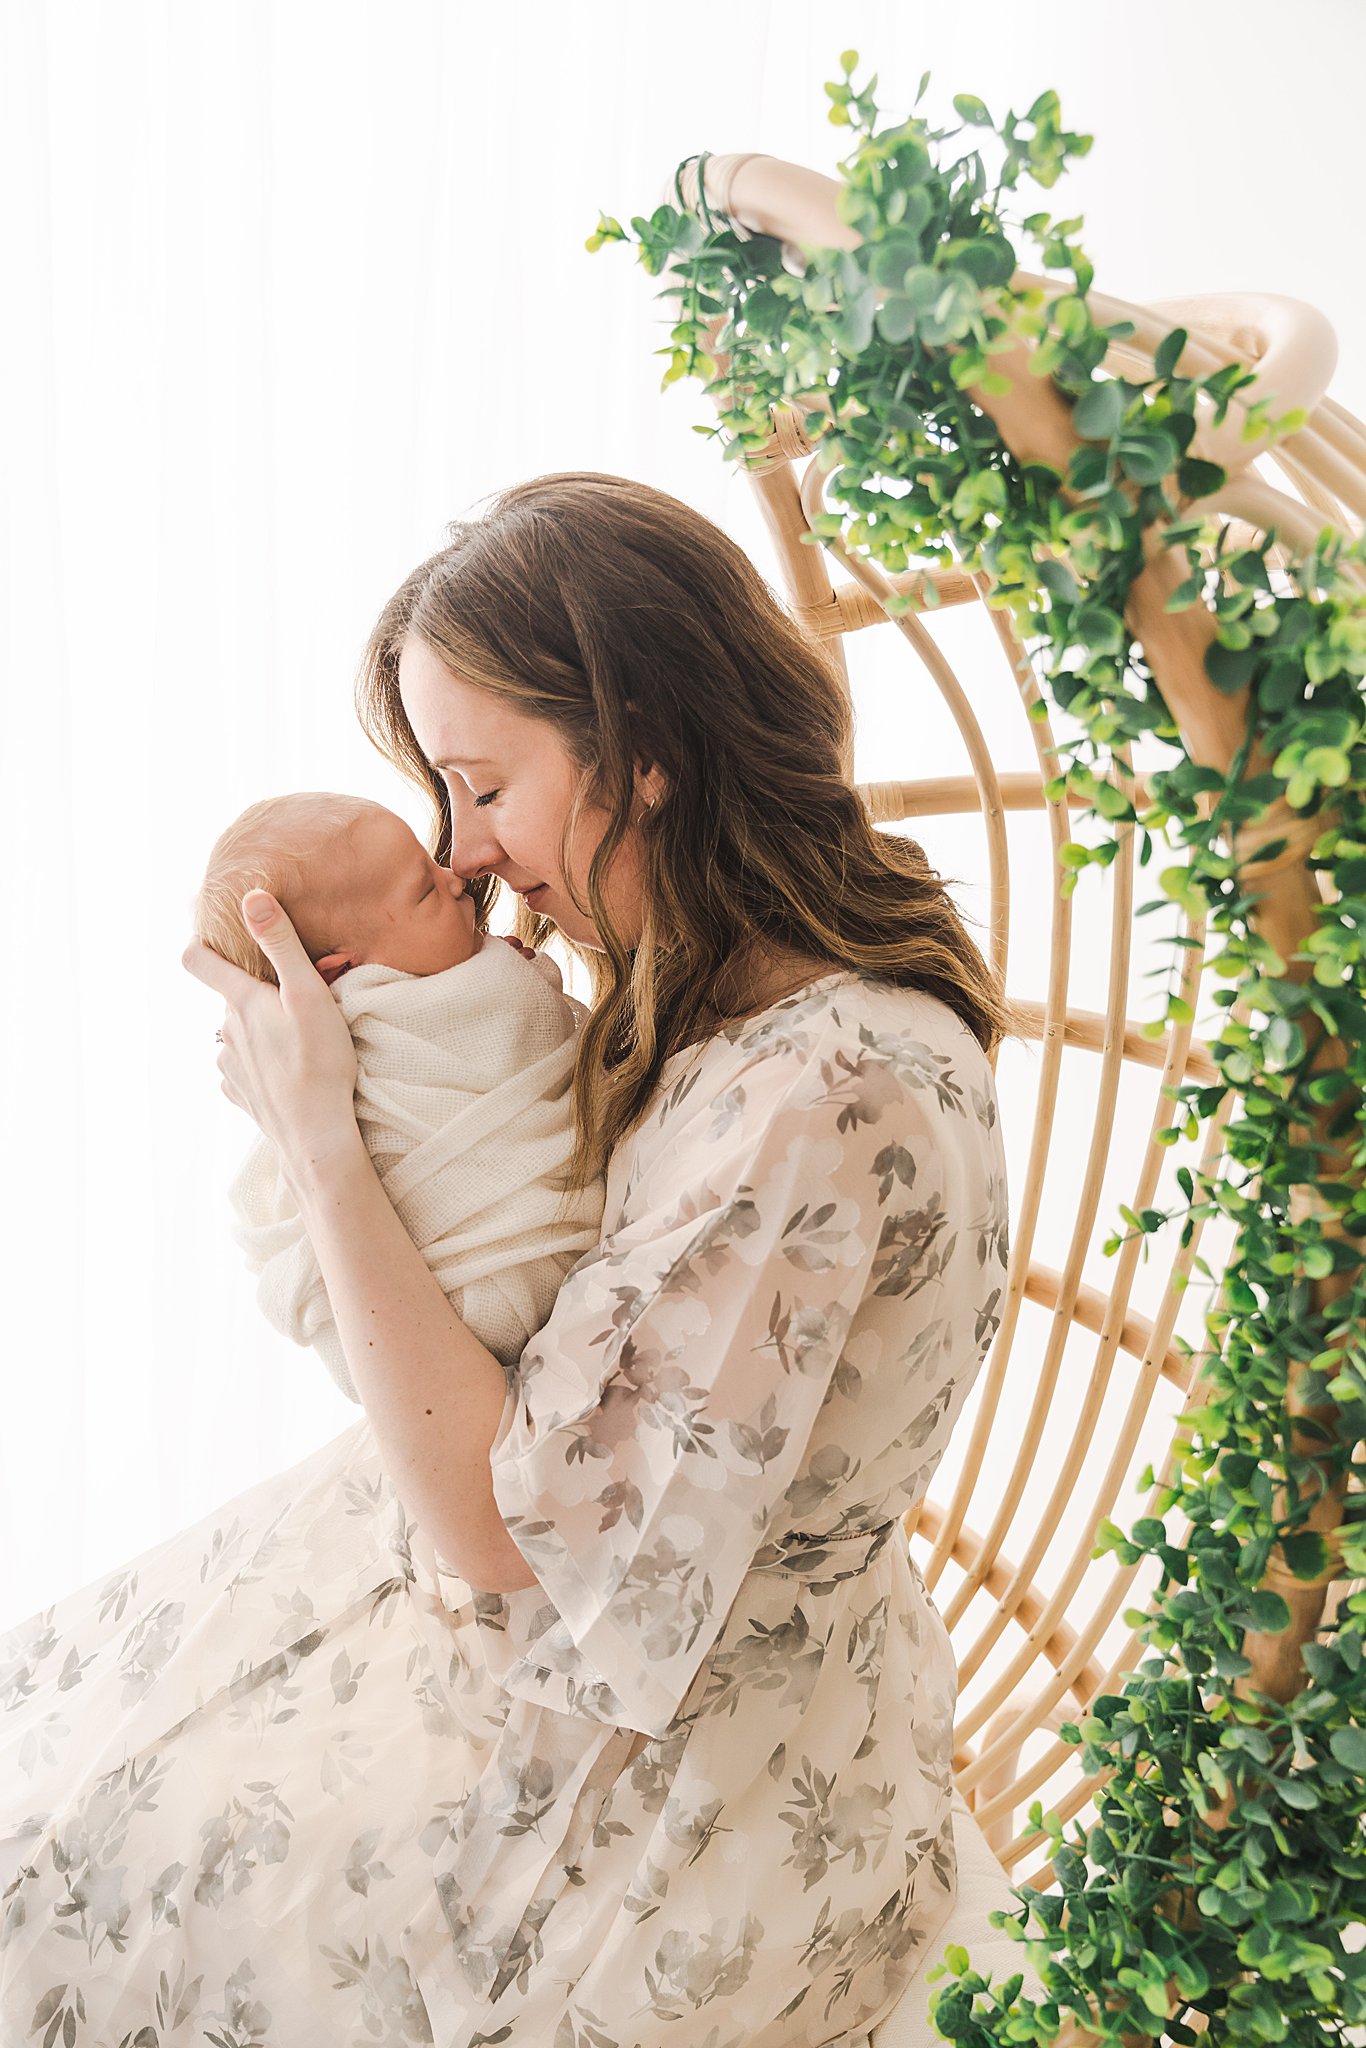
[196, 792, 479, 988]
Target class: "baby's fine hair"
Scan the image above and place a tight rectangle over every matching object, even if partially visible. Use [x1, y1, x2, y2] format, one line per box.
[195, 791, 379, 987]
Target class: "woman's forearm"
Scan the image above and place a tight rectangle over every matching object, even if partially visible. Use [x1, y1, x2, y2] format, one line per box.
[287, 1127, 541, 1594]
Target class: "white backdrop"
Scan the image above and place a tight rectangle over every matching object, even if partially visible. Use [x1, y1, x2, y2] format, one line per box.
[3, 0, 1363, 1631]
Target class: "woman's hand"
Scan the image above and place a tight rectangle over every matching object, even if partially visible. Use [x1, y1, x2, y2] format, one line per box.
[182, 890, 359, 1178]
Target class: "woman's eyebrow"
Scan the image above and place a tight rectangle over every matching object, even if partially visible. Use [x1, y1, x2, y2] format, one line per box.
[432, 754, 491, 769]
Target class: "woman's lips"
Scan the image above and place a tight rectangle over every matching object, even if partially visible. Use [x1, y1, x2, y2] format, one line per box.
[519, 884, 548, 907]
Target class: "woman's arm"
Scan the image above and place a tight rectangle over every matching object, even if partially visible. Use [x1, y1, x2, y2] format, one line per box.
[287, 1128, 541, 1592]
[183, 888, 541, 1594]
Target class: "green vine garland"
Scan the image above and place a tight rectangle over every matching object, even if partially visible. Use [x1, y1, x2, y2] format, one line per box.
[589, 56, 1366, 2048]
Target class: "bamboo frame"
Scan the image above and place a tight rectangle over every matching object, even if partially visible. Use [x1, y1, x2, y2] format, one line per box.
[676, 151, 1365, 2045]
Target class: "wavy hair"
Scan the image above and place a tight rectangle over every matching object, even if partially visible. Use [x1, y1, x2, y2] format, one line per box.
[356, 472, 1029, 1185]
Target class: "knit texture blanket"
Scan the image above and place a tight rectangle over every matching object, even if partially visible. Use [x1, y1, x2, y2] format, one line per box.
[228, 937, 604, 1402]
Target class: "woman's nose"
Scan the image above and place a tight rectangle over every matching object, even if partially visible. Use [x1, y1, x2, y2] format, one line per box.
[444, 793, 505, 881]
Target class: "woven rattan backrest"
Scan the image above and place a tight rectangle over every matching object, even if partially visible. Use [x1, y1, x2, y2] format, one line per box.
[713, 274, 1363, 1890]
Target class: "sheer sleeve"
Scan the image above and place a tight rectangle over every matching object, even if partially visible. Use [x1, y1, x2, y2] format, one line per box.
[478, 1006, 957, 1740]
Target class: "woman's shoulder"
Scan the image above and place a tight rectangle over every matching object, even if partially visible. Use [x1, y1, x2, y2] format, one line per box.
[603, 970, 1002, 1227]
[648, 969, 989, 1134]
[687, 967, 980, 1072]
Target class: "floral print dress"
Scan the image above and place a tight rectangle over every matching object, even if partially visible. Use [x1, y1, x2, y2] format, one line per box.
[0, 972, 1009, 2048]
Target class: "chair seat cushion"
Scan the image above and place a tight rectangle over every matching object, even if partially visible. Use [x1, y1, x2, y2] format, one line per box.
[868, 1789, 1046, 2047]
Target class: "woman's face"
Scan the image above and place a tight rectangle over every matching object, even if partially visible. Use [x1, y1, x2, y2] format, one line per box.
[397, 635, 656, 949]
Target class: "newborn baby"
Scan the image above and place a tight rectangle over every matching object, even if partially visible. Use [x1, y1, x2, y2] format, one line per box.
[195, 790, 604, 1402]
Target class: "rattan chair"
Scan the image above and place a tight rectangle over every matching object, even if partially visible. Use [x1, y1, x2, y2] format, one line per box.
[664, 152, 1363, 2047]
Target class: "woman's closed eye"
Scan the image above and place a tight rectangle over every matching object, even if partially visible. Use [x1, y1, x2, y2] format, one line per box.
[473, 789, 501, 809]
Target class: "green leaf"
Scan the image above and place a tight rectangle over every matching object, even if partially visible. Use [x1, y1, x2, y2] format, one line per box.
[1072, 380, 1125, 441]
[1264, 1014, 1305, 1067]
[952, 94, 992, 125]
[1154, 326, 1188, 380]
[1205, 639, 1261, 691]
[1328, 1724, 1366, 1771]
[1116, 427, 1180, 485]
[1279, 1530, 1330, 1580]
[877, 296, 920, 346]
[1236, 1588, 1292, 1634]
[1228, 549, 1272, 591]
[954, 235, 1016, 289]
[1067, 444, 1111, 496]
[1037, 558, 1081, 604]
[1092, 779, 1133, 819]
[1177, 456, 1226, 499]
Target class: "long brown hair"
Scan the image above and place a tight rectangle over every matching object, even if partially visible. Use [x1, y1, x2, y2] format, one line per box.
[356, 472, 1029, 1185]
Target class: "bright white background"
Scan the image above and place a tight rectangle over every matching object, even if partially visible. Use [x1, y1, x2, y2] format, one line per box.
[3, 0, 1363, 1634]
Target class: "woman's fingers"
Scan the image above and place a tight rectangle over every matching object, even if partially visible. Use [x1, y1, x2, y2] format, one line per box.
[186, 890, 358, 1156]
[234, 891, 320, 995]
[180, 894, 315, 1004]
[181, 933, 260, 1005]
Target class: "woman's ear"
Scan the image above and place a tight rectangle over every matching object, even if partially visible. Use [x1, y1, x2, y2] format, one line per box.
[635, 761, 667, 809]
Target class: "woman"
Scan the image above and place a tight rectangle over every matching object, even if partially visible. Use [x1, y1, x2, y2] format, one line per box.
[0, 472, 1014, 2046]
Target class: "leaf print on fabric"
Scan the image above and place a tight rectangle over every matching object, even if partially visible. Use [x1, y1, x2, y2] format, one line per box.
[704, 1083, 751, 1145]
[779, 1442, 864, 1526]
[780, 1754, 895, 1889]
[204, 1957, 275, 2048]
[802, 1865, 941, 2023]
[222, 1632, 325, 1738]
[846, 1591, 891, 1717]
[755, 1294, 854, 1380]
[969, 1158, 1012, 1279]
[495, 1755, 558, 1843]
[4, 1616, 57, 1691]
[195, 1783, 294, 1909]
[872, 1140, 918, 1205]
[621, 1854, 672, 1929]
[97, 1569, 140, 1627]
[487, 993, 982, 1742]
[778, 1198, 846, 1272]
[654, 1182, 764, 1290]
[35, 1754, 173, 1962]
[653, 1912, 767, 2015]
[583, 1341, 722, 1483]
[150, 1859, 188, 1930]
[700, 1600, 825, 1721]
[661, 1785, 731, 1867]
[28, 1985, 87, 2048]
[16, 1711, 70, 1788]
[198, 1517, 253, 1588]
[726, 1391, 790, 1474]
[156, 1958, 206, 2030]
[342, 1828, 396, 1896]
[0, 974, 1010, 2048]
[855, 1021, 972, 1112]
[116, 1600, 185, 1710]
[822, 1047, 909, 1133]
[330, 1648, 370, 1706]
[873, 1204, 953, 1299]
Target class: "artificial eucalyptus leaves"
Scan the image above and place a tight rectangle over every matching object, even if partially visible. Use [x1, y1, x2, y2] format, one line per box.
[590, 54, 1366, 2048]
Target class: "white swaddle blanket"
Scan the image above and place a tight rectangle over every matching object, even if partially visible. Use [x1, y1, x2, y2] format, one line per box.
[228, 936, 605, 1401]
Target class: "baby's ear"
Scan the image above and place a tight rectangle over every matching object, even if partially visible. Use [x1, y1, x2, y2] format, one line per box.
[313, 951, 356, 987]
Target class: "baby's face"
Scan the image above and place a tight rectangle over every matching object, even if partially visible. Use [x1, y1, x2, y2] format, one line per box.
[295, 808, 479, 983]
